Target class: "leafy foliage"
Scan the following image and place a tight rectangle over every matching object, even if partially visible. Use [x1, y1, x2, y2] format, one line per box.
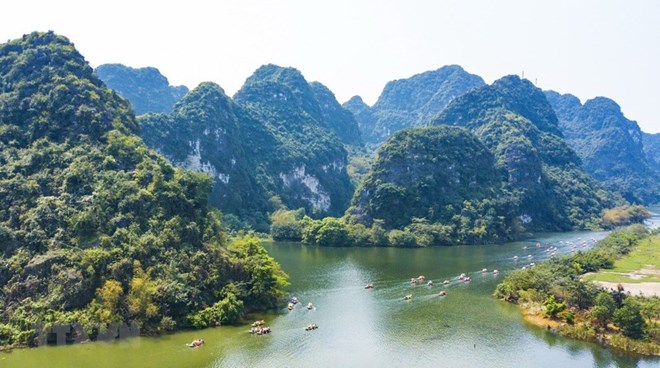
[348, 126, 517, 243]
[495, 226, 656, 346]
[0, 32, 288, 346]
[139, 82, 273, 231]
[432, 76, 614, 233]
[233, 64, 356, 216]
[602, 205, 652, 229]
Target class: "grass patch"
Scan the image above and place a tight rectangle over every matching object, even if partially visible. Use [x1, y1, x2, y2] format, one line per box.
[585, 235, 660, 284]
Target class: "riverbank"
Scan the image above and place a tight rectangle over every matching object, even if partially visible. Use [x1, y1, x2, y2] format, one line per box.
[495, 225, 660, 356]
[520, 302, 660, 356]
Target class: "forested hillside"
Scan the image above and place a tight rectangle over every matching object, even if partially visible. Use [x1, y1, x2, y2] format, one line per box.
[0, 32, 287, 346]
[546, 91, 659, 204]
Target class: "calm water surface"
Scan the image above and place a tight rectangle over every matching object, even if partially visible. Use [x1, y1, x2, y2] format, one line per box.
[3, 208, 660, 367]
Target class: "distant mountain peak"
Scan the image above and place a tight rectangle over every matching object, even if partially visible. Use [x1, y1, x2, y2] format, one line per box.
[96, 63, 188, 114]
[350, 64, 485, 146]
[546, 90, 658, 203]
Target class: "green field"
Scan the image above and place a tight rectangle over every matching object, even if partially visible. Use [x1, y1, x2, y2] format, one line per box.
[584, 235, 660, 284]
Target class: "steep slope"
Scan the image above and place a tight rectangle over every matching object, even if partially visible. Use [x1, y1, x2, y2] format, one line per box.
[139, 83, 273, 230]
[309, 82, 362, 146]
[431, 76, 612, 232]
[348, 65, 485, 146]
[350, 126, 515, 242]
[546, 91, 659, 204]
[643, 132, 660, 174]
[343, 96, 376, 141]
[233, 64, 354, 216]
[96, 63, 188, 114]
[0, 32, 286, 345]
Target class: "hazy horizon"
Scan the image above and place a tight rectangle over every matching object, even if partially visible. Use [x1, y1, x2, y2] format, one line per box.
[4, 0, 659, 133]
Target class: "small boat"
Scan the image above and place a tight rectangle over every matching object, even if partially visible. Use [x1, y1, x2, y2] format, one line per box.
[427, 280, 433, 287]
[438, 291, 447, 296]
[404, 294, 412, 300]
[291, 297, 299, 304]
[256, 326, 271, 335]
[493, 269, 499, 274]
[288, 303, 294, 311]
[464, 276, 471, 282]
[307, 302, 314, 310]
[417, 275, 425, 282]
[410, 278, 418, 285]
[536, 242, 541, 248]
[513, 256, 519, 260]
[305, 323, 318, 331]
[481, 268, 488, 273]
[188, 339, 205, 347]
[521, 266, 527, 270]
[365, 283, 374, 289]
[527, 254, 532, 258]
[251, 320, 265, 327]
[443, 280, 450, 285]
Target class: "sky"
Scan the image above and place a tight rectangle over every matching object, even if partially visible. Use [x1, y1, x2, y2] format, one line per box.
[3, 0, 660, 133]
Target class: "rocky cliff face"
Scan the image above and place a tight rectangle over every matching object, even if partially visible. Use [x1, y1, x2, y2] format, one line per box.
[139, 82, 273, 229]
[546, 91, 659, 204]
[431, 76, 612, 231]
[233, 64, 355, 216]
[643, 132, 660, 174]
[96, 63, 188, 114]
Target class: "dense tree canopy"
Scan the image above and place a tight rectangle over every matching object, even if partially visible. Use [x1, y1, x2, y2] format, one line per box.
[0, 32, 287, 347]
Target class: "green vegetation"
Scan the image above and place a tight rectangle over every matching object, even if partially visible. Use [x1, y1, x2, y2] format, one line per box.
[344, 65, 485, 147]
[546, 92, 660, 204]
[432, 76, 617, 233]
[495, 226, 660, 355]
[0, 32, 287, 348]
[602, 205, 652, 229]
[139, 82, 274, 231]
[348, 126, 518, 244]
[584, 234, 660, 284]
[140, 64, 358, 225]
[96, 63, 188, 114]
[642, 132, 660, 173]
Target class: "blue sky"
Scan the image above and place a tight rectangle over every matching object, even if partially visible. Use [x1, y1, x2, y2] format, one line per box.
[4, 0, 659, 132]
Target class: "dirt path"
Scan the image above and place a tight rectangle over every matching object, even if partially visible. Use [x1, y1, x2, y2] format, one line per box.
[593, 281, 660, 297]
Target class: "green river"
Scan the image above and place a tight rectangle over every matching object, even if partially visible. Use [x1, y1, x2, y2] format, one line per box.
[2, 209, 659, 367]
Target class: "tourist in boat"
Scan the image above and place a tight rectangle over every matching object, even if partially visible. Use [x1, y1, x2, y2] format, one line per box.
[365, 283, 374, 289]
[288, 303, 294, 310]
[404, 294, 412, 300]
[438, 291, 447, 296]
[291, 296, 299, 304]
[307, 302, 314, 310]
[410, 278, 418, 285]
[427, 280, 433, 286]
[443, 279, 450, 285]
[481, 268, 487, 272]
[188, 338, 204, 347]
